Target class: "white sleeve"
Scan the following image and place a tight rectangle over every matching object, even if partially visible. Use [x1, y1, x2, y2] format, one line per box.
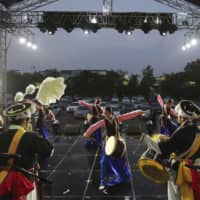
[143, 135, 162, 154]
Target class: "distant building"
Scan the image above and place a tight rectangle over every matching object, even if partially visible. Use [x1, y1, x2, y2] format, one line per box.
[60, 69, 110, 80]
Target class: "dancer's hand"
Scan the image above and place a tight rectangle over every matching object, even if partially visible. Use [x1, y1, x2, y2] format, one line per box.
[83, 132, 88, 137]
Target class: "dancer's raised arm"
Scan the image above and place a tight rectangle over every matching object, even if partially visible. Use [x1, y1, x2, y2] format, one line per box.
[117, 110, 144, 122]
[79, 100, 92, 110]
[84, 119, 105, 138]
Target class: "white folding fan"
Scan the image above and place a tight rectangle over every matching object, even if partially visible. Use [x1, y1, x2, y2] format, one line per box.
[36, 77, 66, 105]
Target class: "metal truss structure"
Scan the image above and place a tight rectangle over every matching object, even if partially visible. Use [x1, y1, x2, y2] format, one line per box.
[0, 11, 198, 30]
[0, 0, 61, 110]
[1, 0, 60, 12]
[0, 0, 200, 109]
[154, 0, 200, 16]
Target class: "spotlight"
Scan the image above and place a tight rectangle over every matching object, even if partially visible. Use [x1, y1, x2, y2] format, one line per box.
[27, 41, 33, 48]
[168, 24, 178, 34]
[142, 23, 152, 34]
[19, 37, 26, 44]
[23, 15, 28, 23]
[84, 30, 89, 35]
[47, 26, 57, 35]
[32, 44, 38, 51]
[186, 43, 191, 49]
[37, 23, 47, 33]
[48, 31, 53, 35]
[63, 20, 74, 33]
[161, 32, 167, 36]
[181, 46, 186, 51]
[190, 38, 198, 46]
[90, 16, 98, 24]
[126, 31, 132, 36]
[144, 17, 148, 24]
[155, 16, 160, 24]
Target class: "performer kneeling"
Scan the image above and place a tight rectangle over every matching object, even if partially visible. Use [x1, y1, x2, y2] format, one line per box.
[142, 100, 200, 200]
[0, 102, 54, 200]
[84, 107, 143, 192]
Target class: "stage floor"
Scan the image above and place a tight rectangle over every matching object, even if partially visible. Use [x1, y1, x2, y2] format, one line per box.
[43, 135, 167, 200]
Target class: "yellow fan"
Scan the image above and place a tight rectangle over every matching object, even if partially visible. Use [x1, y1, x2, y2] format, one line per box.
[36, 77, 66, 105]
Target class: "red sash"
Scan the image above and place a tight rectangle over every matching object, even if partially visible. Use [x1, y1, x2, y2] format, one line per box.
[0, 128, 34, 199]
[189, 160, 200, 200]
[0, 171, 34, 200]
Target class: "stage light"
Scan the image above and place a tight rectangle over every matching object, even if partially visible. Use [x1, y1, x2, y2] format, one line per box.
[190, 38, 198, 46]
[144, 17, 148, 24]
[155, 16, 160, 24]
[84, 30, 89, 35]
[27, 41, 33, 48]
[126, 31, 132, 36]
[168, 24, 178, 34]
[142, 23, 152, 34]
[181, 46, 186, 51]
[23, 15, 28, 23]
[19, 37, 26, 44]
[32, 44, 38, 51]
[47, 26, 57, 35]
[90, 16, 98, 24]
[186, 43, 191, 49]
[161, 32, 167, 36]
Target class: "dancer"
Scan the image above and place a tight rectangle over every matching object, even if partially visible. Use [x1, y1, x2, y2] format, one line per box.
[79, 98, 103, 116]
[84, 106, 102, 149]
[84, 107, 144, 192]
[142, 100, 200, 200]
[157, 95, 177, 136]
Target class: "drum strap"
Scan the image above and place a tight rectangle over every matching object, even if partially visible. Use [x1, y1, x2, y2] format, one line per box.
[0, 127, 26, 184]
[175, 134, 200, 200]
[114, 117, 120, 138]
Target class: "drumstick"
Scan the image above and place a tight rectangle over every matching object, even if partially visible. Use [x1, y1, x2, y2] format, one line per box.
[132, 133, 145, 157]
[140, 133, 146, 144]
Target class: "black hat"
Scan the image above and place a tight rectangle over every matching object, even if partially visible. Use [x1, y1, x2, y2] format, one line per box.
[175, 100, 200, 119]
[4, 102, 35, 119]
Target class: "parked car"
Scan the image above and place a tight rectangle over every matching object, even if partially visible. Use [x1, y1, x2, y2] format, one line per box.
[122, 97, 130, 103]
[50, 104, 61, 116]
[121, 103, 135, 114]
[74, 106, 89, 119]
[111, 97, 119, 103]
[150, 102, 162, 113]
[112, 106, 121, 116]
[66, 102, 79, 112]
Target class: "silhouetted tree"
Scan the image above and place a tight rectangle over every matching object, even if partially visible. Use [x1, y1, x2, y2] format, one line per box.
[139, 65, 156, 100]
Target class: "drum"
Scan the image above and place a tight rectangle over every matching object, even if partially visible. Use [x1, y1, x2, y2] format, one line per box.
[137, 134, 169, 184]
[105, 136, 126, 157]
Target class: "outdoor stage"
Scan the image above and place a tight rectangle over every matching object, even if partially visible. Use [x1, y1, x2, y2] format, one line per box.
[43, 134, 167, 200]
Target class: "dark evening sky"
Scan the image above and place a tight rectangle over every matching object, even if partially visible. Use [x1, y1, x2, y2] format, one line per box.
[7, 0, 200, 75]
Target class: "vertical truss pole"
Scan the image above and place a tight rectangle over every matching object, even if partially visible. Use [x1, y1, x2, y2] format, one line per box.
[0, 28, 7, 111]
[103, 0, 113, 16]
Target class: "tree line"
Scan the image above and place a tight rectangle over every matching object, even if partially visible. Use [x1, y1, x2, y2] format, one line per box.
[7, 59, 200, 101]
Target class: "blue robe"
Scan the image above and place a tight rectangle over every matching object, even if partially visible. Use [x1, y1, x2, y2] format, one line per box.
[84, 128, 102, 149]
[100, 148, 131, 187]
[160, 116, 177, 136]
[84, 115, 102, 149]
[99, 116, 131, 187]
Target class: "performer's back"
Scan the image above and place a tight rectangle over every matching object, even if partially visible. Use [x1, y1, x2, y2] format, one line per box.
[0, 129, 53, 170]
